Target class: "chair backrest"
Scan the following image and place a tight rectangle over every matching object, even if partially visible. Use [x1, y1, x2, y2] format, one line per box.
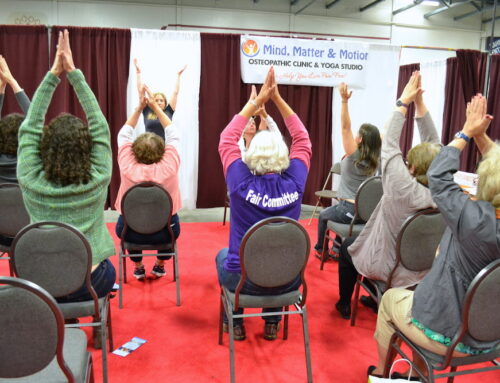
[464, 258, 500, 343]
[354, 176, 383, 223]
[11, 221, 96, 300]
[0, 183, 30, 238]
[332, 162, 341, 175]
[0, 276, 74, 381]
[237, 216, 310, 301]
[397, 208, 446, 272]
[121, 181, 173, 236]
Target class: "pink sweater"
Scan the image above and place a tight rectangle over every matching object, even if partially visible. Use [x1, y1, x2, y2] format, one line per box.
[114, 124, 182, 215]
[219, 113, 311, 176]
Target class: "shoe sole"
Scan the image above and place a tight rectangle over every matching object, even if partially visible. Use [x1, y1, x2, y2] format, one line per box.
[151, 271, 166, 277]
[134, 274, 146, 280]
[263, 324, 280, 341]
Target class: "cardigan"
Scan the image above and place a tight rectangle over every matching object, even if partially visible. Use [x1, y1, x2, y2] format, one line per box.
[17, 70, 115, 265]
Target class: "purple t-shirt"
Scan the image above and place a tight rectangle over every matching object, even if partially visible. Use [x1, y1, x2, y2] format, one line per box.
[224, 158, 309, 273]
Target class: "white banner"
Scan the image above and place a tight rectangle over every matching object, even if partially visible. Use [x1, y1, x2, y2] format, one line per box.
[241, 35, 370, 88]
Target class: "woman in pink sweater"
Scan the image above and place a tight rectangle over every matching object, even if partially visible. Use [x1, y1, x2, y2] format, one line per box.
[114, 87, 181, 280]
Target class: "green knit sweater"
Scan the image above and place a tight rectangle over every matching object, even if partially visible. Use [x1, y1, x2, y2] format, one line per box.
[17, 70, 115, 265]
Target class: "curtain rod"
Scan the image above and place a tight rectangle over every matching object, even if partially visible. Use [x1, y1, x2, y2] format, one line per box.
[401, 45, 457, 52]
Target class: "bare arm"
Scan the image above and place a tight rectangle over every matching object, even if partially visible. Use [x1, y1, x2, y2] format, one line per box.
[0, 55, 23, 94]
[338, 83, 357, 156]
[134, 58, 143, 99]
[168, 65, 186, 111]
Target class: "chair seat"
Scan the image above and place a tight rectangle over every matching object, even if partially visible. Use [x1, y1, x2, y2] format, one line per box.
[123, 242, 175, 252]
[417, 342, 500, 368]
[315, 190, 337, 199]
[224, 288, 301, 309]
[59, 296, 107, 319]
[327, 221, 365, 238]
[3, 328, 90, 383]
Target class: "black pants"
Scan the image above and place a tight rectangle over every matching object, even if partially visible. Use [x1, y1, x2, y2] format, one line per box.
[338, 236, 376, 306]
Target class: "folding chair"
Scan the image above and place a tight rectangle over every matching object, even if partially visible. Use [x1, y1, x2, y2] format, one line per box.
[11, 221, 113, 383]
[320, 175, 383, 270]
[218, 216, 313, 383]
[0, 183, 30, 276]
[0, 276, 94, 383]
[350, 208, 446, 326]
[308, 162, 341, 225]
[383, 258, 500, 382]
[118, 181, 180, 308]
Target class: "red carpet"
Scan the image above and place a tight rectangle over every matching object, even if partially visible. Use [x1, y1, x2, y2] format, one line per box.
[2, 220, 498, 382]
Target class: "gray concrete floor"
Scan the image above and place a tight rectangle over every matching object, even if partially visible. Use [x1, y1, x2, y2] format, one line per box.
[104, 204, 317, 223]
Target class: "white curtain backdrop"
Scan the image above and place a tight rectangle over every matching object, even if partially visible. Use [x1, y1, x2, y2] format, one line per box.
[127, 29, 201, 209]
[331, 44, 401, 170]
[413, 59, 447, 146]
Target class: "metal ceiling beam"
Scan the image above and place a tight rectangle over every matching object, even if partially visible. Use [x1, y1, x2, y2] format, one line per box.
[290, 0, 301, 6]
[295, 0, 317, 14]
[360, 0, 386, 12]
[326, 0, 342, 9]
[482, 14, 500, 24]
[454, 4, 494, 20]
[393, 0, 423, 16]
[424, 0, 474, 19]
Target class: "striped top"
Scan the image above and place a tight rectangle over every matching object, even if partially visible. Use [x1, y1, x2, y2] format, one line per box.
[17, 70, 115, 265]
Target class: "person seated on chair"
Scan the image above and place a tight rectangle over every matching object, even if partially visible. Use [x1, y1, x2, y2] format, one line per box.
[17, 30, 116, 306]
[0, 54, 31, 184]
[313, 82, 381, 259]
[216, 67, 312, 341]
[238, 85, 281, 156]
[114, 84, 181, 280]
[133, 58, 186, 140]
[368, 94, 500, 380]
[336, 71, 440, 320]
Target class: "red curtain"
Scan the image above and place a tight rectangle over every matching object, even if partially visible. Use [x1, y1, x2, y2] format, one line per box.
[396, 63, 420, 158]
[48, 26, 131, 208]
[442, 58, 466, 148]
[452, 50, 487, 171]
[0, 25, 49, 115]
[197, 33, 332, 208]
[486, 54, 500, 143]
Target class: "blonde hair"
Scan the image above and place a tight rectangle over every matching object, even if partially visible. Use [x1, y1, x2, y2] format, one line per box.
[476, 143, 500, 208]
[244, 130, 289, 175]
[147, 92, 167, 120]
[407, 142, 441, 185]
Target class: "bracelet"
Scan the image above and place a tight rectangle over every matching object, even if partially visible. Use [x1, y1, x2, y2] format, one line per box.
[248, 99, 259, 109]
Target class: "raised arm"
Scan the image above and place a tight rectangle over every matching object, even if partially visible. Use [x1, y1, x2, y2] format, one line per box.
[413, 74, 439, 144]
[0, 55, 31, 114]
[219, 67, 275, 175]
[118, 96, 148, 147]
[338, 83, 357, 156]
[270, 74, 311, 169]
[144, 84, 172, 128]
[428, 94, 494, 239]
[133, 58, 144, 100]
[168, 65, 186, 111]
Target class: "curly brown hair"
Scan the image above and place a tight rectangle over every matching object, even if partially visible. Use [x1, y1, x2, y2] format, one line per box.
[40, 113, 92, 186]
[0, 113, 24, 155]
[132, 133, 164, 164]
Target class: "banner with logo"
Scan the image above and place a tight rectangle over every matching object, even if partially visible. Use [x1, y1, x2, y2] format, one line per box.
[241, 35, 372, 88]
[486, 36, 500, 54]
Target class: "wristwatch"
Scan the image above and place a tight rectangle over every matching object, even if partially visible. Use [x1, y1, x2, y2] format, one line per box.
[454, 131, 471, 143]
[396, 99, 409, 108]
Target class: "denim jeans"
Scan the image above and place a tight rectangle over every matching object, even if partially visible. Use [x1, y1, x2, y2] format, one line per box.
[315, 200, 357, 251]
[56, 258, 116, 303]
[115, 214, 180, 263]
[216, 248, 301, 325]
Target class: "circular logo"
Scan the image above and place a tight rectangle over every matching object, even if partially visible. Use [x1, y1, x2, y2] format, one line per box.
[241, 39, 259, 57]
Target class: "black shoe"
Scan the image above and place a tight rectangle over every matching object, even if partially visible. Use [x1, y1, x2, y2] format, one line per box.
[335, 301, 351, 319]
[222, 323, 246, 341]
[367, 365, 382, 378]
[360, 295, 378, 313]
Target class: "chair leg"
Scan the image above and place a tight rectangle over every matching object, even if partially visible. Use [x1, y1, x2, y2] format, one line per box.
[446, 366, 457, 383]
[301, 307, 313, 383]
[118, 251, 124, 309]
[107, 302, 114, 351]
[174, 251, 181, 306]
[8, 255, 14, 276]
[350, 275, 361, 327]
[307, 199, 321, 226]
[88, 354, 95, 383]
[228, 308, 236, 383]
[218, 293, 224, 345]
[223, 204, 228, 226]
[283, 306, 289, 340]
[100, 322, 109, 383]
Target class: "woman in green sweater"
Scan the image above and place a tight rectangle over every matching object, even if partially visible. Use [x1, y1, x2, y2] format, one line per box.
[17, 29, 116, 302]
